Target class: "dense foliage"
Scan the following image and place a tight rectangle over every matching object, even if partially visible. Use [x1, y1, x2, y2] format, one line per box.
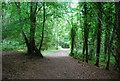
[2, 2, 120, 73]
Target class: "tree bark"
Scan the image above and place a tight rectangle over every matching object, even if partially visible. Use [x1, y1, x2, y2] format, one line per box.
[15, 2, 30, 54]
[115, 2, 120, 75]
[29, 2, 37, 54]
[82, 43, 85, 62]
[105, 5, 112, 70]
[15, 2, 43, 57]
[83, 3, 89, 63]
[70, 27, 75, 56]
[39, 2, 46, 55]
[95, 3, 102, 67]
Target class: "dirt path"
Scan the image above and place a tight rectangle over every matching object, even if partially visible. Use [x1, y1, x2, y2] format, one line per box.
[2, 49, 119, 79]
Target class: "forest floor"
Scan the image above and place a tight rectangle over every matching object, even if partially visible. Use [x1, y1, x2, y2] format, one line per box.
[2, 49, 119, 79]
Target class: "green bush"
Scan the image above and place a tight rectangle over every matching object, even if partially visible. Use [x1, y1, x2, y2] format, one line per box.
[2, 40, 26, 51]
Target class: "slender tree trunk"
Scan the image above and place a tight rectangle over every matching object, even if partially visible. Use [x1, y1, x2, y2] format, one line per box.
[83, 3, 89, 63]
[15, 2, 30, 54]
[70, 27, 75, 56]
[106, 27, 115, 70]
[29, 2, 37, 54]
[95, 3, 102, 67]
[106, 33, 112, 70]
[104, 33, 108, 62]
[85, 31, 88, 63]
[115, 2, 120, 75]
[105, 6, 112, 70]
[82, 43, 85, 61]
[39, 2, 46, 55]
[106, 41, 110, 70]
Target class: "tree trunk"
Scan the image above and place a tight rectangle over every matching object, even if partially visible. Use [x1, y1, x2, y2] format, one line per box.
[15, 2, 30, 54]
[29, 2, 37, 54]
[39, 2, 46, 55]
[115, 2, 120, 75]
[106, 29, 115, 70]
[105, 5, 112, 70]
[83, 3, 89, 63]
[70, 27, 75, 56]
[106, 40, 110, 70]
[29, 2, 43, 57]
[104, 32, 108, 62]
[15, 2, 43, 57]
[82, 42, 85, 62]
[95, 3, 102, 67]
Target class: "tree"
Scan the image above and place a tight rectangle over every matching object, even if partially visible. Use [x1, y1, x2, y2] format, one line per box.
[95, 3, 102, 67]
[15, 2, 43, 57]
[70, 25, 76, 56]
[39, 2, 46, 55]
[115, 2, 120, 75]
[105, 3, 113, 70]
[83, 3, 89, 63]
[15, 2, 31, 54]
[2, 2, 120, 73]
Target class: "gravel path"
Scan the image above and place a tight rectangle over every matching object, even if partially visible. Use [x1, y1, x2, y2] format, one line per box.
[2, 49, 119, 79]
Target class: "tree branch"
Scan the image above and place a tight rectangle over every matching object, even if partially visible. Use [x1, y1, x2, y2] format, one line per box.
[36, 5, 43, 14]
[14, 2, 29, 47]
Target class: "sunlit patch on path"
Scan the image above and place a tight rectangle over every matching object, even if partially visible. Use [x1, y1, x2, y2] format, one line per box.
[44, 49, 69, 58]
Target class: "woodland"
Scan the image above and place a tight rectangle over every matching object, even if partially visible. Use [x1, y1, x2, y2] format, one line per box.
[2, 1, 120, 79]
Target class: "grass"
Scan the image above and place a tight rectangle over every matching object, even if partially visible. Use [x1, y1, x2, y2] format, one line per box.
[2, 40, 61, 55]
[2, 40, 27, 51]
